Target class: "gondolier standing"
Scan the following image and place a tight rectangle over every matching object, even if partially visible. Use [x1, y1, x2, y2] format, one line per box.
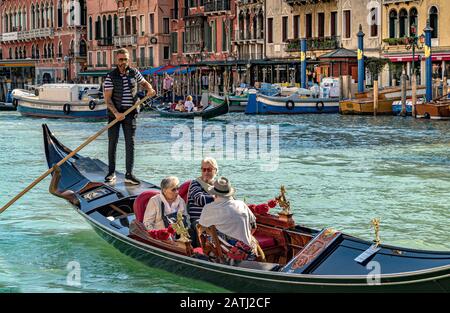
[103, 48, 155, 185]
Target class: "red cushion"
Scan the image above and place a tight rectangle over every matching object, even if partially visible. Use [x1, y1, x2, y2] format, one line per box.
[178, 180, 191, 203]
[193, 247, 204, 254]
[133, 190, 160, 222]
[254, 233, 276, 249]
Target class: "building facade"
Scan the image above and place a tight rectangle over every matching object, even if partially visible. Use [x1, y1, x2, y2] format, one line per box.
[0, 0, 88, 87]
[83, 0, 174, 83]
[381, 0, 449, 86]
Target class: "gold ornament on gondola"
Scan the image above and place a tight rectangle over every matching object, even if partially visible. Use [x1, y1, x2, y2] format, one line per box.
[172, 210, 190, 243]
[371, 218, 381, 247]
[276, 185, 291, 216]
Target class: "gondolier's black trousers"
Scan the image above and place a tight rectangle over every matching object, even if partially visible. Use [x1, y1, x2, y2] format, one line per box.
[108, 111, 137, 174]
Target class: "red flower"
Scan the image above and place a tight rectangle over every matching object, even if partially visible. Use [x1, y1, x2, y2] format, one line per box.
[159, 230, 171, 241]
[255, 203, 269, 215]
[267, 199, 278, 209]
[248, 204, 256, 212]
[167, 224, 175, 235]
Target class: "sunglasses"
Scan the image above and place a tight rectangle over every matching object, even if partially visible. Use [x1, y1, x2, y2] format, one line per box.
[201, 168, 215, 173]
[170, 186, 180, 192]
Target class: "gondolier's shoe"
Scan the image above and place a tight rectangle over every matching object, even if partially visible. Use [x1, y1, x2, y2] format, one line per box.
[105, 172, 116, 183]
[125, 173, 141, 185]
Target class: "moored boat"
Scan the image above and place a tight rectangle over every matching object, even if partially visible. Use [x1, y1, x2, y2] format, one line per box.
[340, 86, 427, 115]
[42, 124, 450, 292]
[209, 93, 248, 113]
[12, 84, 107, 119]
[415, 99, 450, 120]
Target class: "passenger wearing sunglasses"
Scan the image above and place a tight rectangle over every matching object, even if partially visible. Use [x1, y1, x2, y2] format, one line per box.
[187, 157, 218, 226]
[143, 176, 189, 231]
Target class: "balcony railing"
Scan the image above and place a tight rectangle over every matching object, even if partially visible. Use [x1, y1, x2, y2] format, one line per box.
[114, 35, 138, 47]
[237, 52, 264, 60]
[284, 0, 328, 6]
[204, 0, 231, 12]
[234, 29, 264, 41]
[285, 36, 340, 52]
[0, 28, 54, 42]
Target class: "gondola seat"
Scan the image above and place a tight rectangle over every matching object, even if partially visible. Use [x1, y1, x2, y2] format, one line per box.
[133, 190, 160, 222]
[178, 180, 191, 203]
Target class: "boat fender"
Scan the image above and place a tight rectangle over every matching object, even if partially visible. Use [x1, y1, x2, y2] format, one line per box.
[12, 98, 18, 108]
[88, 100, 96, 110]
[316, 101, 324, 112]
[63, 103, 71, 115]
[286, 100, 295, 110]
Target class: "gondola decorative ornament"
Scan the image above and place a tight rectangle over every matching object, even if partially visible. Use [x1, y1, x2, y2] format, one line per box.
[172, 210, 190, 243]
[276, 185, 292, 216]
[372, 218, 381, 247]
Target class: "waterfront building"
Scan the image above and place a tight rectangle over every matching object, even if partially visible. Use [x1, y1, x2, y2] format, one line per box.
[381, 0, 450, 86]
[82, 0, 174, 83]
[0, 0, 88, 92]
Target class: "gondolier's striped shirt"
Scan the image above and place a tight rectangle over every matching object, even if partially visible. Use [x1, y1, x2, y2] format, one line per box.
[103, 71, 144, 107]
[187, 180, 215, 224]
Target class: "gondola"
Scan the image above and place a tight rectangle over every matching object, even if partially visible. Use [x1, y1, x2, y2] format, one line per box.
[43, 124, 450, 293]
[153, 100, 229, 119]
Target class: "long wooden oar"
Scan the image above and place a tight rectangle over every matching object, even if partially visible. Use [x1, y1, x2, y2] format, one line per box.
[0, 95, 151, 215]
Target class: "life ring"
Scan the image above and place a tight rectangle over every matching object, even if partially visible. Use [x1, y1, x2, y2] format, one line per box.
[316, 101, 324, 112]
[286, 100, 295, 110]
[150, 37, 157, 44]
[12, 98, 18, 108]
[63, 103, 71, 115]
[88, 100, 96, 110]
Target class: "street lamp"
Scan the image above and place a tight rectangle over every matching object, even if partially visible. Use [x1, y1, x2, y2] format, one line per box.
[406, 24, 425, 79]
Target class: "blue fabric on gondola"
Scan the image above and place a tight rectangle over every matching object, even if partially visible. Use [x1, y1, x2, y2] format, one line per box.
[158, 66, 180, 75]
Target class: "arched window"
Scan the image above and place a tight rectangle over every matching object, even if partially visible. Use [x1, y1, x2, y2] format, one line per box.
[102, 15, 107, 39]
[58, 41, 63, 57]
[95, 16, 101, 39]
[23, 46, 26, 58]
[399, 9, 408, 38]
[9, 47, 12, 59]
[409, 8, 418, 35]
[429, 6, 438, 39]
[89, 16, 93, 40]
[15, 47, 18, 59]
[57, 0, 62, 28]
[389, 10, 398, 38]
[370, 7, 378, 37]
[36, 45, 40, 59]
[80, 40, 87, 57]
[32, 44, 35, 58]
[43, 44, 47, 58]
[114, 14, 118, 36]
[5, 13, 8, 32]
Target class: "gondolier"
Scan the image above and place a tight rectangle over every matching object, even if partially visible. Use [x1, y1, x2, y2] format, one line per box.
[103, 48, 155, 185]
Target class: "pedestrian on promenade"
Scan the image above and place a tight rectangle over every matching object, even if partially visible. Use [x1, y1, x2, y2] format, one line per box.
[163, 73, 174, 104]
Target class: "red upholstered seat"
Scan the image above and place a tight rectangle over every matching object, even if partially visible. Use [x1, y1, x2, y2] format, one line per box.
[133, 190, 160, 222]
[254, 233, 276, 249]
[193, 247, 204, 254]
[178, 180, 191, 203]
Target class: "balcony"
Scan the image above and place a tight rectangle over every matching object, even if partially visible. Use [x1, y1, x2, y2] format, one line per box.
[234, 29, 264, 42]
[204, 0, 231, 14]
[114, 35, 138, 47]
[237, 52, 264, 60]
[284, 0, 336, 6]
[382, 0, 419, 4]
[97, 38, 114, 46]
[0, 28, 54, 42]
[285, 36, 340, 52]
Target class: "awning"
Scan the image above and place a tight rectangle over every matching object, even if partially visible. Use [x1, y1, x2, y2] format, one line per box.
[141, 65, 164, 75]
[154, 65, 175, 75]
[78, 70, 110, 77]
[161, 66, 181, 75]
[385, 52, 450, 62]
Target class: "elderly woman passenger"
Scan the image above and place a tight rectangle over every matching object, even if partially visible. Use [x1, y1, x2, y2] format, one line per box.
[187, 157, 218, 225]
[143, 176, 189, 230]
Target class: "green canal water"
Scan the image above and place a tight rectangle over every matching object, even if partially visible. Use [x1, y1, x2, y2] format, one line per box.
[0, 111, 449, 292]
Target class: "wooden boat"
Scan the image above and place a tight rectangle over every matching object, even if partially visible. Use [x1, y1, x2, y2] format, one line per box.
[415, 99, 450, 120]
[0, 91, 16, 111]
[209, 93, 247, 113]
[154, 99, 228, 119]
[12, 84, 107, 119]
[340, 86, 427, 115]
[42, 124, 450, 292]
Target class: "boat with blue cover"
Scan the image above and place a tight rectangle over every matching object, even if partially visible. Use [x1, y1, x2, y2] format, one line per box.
[43, 124, 450, 292]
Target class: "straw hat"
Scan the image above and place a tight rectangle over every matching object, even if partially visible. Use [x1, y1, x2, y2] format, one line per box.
[207, 177, 235, 197]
